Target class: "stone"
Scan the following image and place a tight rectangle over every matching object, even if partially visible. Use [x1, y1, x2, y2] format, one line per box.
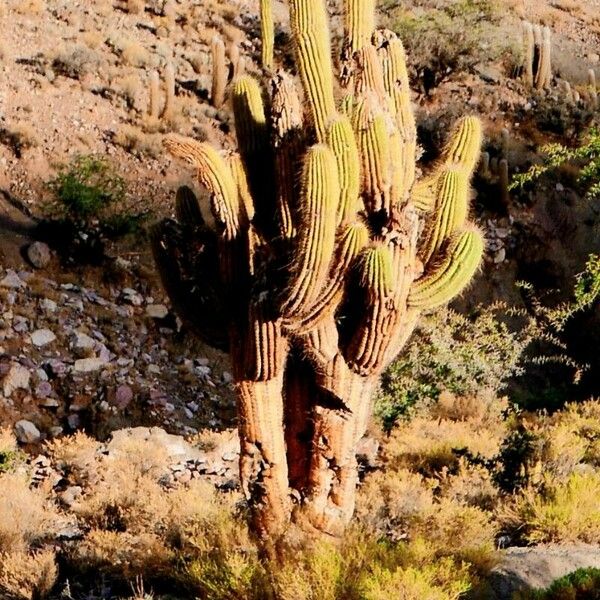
[35, 381, 53, 398]
[146, 304, 169, 319]
[60, 486, 83, 507]
[27, 242, 52, 269]
[73, 357, 107, 373]
[114, 384, 133, 409]
[2, 363, 30, 396]
[121, 288, 144, 306]
[73, 331, 96, 354]
[31, 329, 57, 347]
[0, 271, 26, 289]
[40, 298, 57, 313]
[14, 419, 41, 444]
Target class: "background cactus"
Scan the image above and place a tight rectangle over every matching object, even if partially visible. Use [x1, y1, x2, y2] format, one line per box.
[521, 21, 553, 90]
[153, 0, 485, 538]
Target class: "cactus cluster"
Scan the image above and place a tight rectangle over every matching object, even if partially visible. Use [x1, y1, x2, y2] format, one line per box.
[147, 62, 176, 123]
[522, 21, 552, 90]
[153, 0, 485, 538]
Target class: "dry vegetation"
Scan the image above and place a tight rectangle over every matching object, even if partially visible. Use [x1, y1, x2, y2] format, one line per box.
[1, 0, 600, 597]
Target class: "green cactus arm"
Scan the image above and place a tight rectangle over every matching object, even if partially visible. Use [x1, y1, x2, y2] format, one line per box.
[354, 96, 392, 215]
[353, 45, 388, 108]
[288, 0, 337, 141]
[344, 0, 376, 53]
[408, 227, 484, 309]
[418, 168, 470, 264]
[326, 116, 361, 226]
[281, 144, 340, 317]
[225, 151, 256, 223]
[441, 116, 483, 172]
[359, 243, 395, 297]
[260, 0, 275, 70]
[291, 220, 370, 331]
[232, 75, 269, 158]
[164, 137, 243, 241]
[245, 302, 286, 381]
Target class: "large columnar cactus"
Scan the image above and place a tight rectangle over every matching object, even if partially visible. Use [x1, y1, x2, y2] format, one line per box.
[152, 0, 485, 538]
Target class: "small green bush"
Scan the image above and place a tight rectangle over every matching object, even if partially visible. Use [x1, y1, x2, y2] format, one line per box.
[48, 155, 126, 221]
[515, 567, 600, 599]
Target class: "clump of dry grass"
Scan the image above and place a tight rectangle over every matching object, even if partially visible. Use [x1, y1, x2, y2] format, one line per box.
[0, 123, 39, 157]
[0, 473, 61, 553]
[502, 472, 600, 544]
[0, 550, 58, 600]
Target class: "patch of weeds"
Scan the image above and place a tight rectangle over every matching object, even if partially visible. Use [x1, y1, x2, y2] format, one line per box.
[515, 567, 600, 599]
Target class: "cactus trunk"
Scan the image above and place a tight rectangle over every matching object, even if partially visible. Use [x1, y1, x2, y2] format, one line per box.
[154, 0, 485, 538]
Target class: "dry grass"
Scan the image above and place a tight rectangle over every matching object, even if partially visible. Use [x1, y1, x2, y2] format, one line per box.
[0, 550, 58, 600]
[0, 472, 61, 553]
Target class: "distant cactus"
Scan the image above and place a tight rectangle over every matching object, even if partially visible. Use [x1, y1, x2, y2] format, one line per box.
[153, 0, 485, 538]
[161, 61, 175, 120]
[211, 36, 227, 109]
[589, 69, 598, 109]
[148, 70, 160, 121]
[521, 21, 552, 90]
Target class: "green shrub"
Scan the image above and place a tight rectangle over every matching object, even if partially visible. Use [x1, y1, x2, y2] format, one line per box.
[48, 155, 126, 221]
[515, 567, 600, 599]
[375, 304, 531, 430]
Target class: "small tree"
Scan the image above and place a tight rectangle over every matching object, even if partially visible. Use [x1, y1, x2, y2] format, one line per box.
[152, 0, 484, 538]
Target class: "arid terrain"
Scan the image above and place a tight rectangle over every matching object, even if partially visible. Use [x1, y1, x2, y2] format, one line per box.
[1, 0, 600, 598]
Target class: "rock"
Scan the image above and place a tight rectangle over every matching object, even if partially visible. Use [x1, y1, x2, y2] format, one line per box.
[35, 381, 53, 399]
[14, 419, 41, 443]
[488, 544, 600, 599]
[356, 436, 380, 468]
[40, 298, 57, 313]
[27, 242, 52, 269]
[2, 363, 30, 396]
[146, 304, 169, 319]
[73, 357, 108, 373]
[59, 486, 83, 507]
[0, 271, 26, 289]
[31, 329, 57, 347]
[121, 288, 144, 306]
[73, 331, 96, 352]
[113, 384, 133, 409]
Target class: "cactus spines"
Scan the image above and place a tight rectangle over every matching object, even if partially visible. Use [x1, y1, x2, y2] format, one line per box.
[211, 36, 227, 108]
[288, 0, 337, 141]
[536, 26, 553, 90]
[228, 43, 245, 80]
[327, 116, 361, 226]
[419, 169, 469, 265]
[520, 21, 552, 90]
[260, 0, 274, 70]
[164, 137, 242, 241]
[281, 144, 339, 317]
[409, 228, 484, 309]
[345, 0, 376, 54]
[156, 0, 485, 538]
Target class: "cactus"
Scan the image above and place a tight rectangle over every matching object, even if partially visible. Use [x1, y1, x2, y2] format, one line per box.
[148, 70, 160, 121]
[260, 0, 275, 70]
[161, 62, 175, 120]
[521, 21, 552, 90]
[153, 0, 484, 538]
[211, 36, 227, 109]
[589, 69, 598, 109]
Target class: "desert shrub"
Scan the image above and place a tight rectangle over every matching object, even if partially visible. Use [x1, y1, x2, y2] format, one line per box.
[512, 128, 600, 199]
[47, 155, 126, 221]
[0, 123, 39, 158]
[376, 304, 529, 429]
[501, 472, 600, 544]
[515, 568, 600, 600]
[384, 0, 504, 90]
[0, 473, 61, 553]
[0, 550, 58, 600]
[0, 429, 21, 473]
[52, 45, 100, 79]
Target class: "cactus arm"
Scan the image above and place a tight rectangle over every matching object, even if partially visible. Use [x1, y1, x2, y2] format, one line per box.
[175, 185, 205, 227]
[326, 116, 361, 226]
[441, 116, 483, 172]
[281, 144, 340, 317]
[522, 21, 535, 87]
[344, 0, 376, 54]
[269, 72, 305, 239]
[418, 169, 470, 264]
[211, 36, 227, 108]
[408, 228, 484, 310]
[164, 137, 244, 241]
[288, 0, 337, 141]
[260, 0, 275, 69]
